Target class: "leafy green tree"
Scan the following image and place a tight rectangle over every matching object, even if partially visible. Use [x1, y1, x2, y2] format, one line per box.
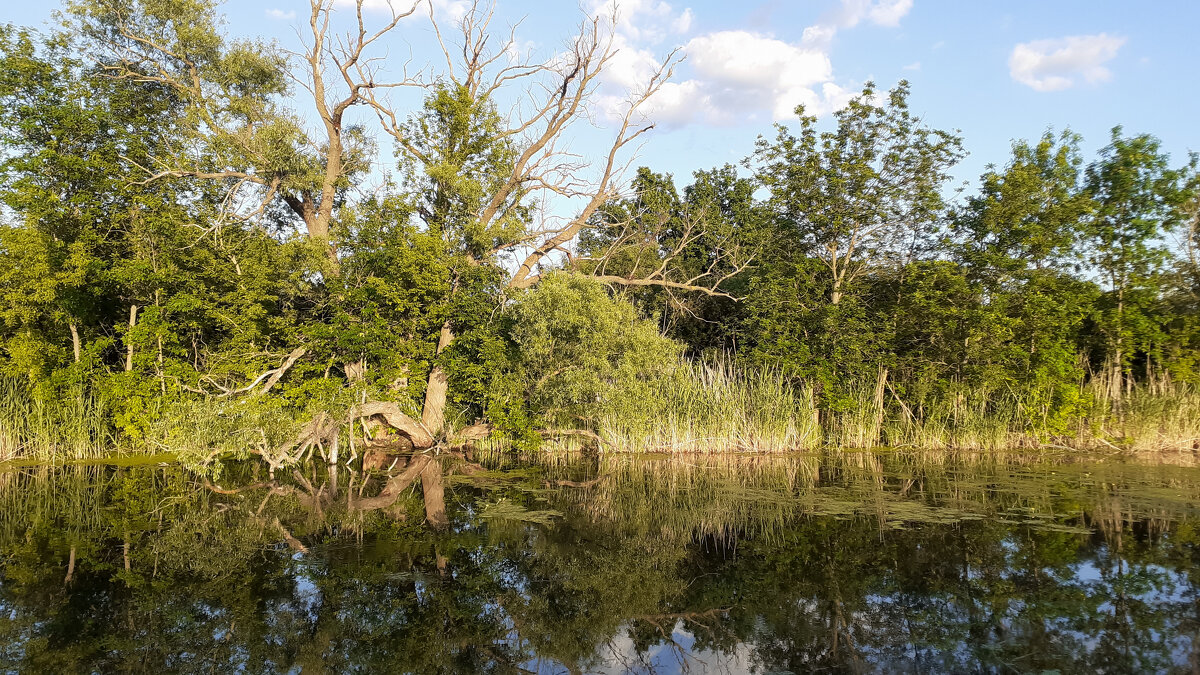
[506, 273, 681, 428]
[579, 165, 764, 354]
[752, 80, 964, 307]
[65, 0, 381, 261]
[743, 81, 963, 406]
[950, 131, 1100, 427]
[1083, 128, 1192, 384]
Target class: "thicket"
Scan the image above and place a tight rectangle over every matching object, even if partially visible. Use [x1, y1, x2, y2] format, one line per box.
[1, 2, 1198, 464]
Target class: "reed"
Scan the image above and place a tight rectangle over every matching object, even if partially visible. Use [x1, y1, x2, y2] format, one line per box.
[827, 370, 1200, 454]
[0, 378, 111, 461]
[593, 360, 821, 453]
[1079, 368, 1200, 454]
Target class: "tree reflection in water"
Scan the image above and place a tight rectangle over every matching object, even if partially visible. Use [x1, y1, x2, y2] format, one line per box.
[0, 453, 1199, 674]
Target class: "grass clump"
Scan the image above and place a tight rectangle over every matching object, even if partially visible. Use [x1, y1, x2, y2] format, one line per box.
[595, 360, 821, 453]
[0, 378, 111, 461]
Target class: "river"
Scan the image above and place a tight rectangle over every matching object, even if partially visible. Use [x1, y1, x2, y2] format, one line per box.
[0, 451, 1198, 673]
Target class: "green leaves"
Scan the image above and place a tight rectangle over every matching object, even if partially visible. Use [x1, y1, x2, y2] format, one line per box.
[753, 80, 965, 305]
[1083, 128, 1193, 374]
[506, 273, 681, 427]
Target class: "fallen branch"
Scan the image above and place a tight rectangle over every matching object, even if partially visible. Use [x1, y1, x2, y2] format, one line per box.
[540, 428, 606, 446]
[450, 423, 493, 445]
[189, 347, 308, 398]
[352, 401, 434, 449]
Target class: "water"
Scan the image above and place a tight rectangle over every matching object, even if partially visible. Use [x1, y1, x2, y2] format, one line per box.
[1, 452, 1199, 673]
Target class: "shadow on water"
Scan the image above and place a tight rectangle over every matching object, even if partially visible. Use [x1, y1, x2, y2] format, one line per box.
[1, 452, 1200, 673]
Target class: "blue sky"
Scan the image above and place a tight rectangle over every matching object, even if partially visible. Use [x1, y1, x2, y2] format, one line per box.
[3, 0, 1196, 194]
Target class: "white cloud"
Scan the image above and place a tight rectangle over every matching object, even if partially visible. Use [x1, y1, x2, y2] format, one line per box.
[590, 0, 693, 43]
[903, 61, 920, 71]
[804, 0, 914, 47]
[596, 0, 912, 128]
[671, 8, 694, 34]
[1009, 33, 1126, 92]
[866, 0, 913, 27]
[338, 0, 468, 21]
[687, 31, 836, 121]
[266, 8, 296, 20]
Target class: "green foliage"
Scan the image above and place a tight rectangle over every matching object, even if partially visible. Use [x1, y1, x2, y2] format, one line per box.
[506, 273, 681, 427]
[2, 2, 1200, 463]
[1083, 128, 1193, 375]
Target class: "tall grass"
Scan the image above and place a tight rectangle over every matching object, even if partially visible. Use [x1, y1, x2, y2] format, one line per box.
[594, 360, 821, 453]
[0, 378, 111, 461]
[826, 368, 1200, 455]
[587, 359, 1200, 456]
[1079, 368, 1200, 454]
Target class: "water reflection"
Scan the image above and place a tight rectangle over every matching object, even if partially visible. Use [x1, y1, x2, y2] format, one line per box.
[0, 453, 1198, 673]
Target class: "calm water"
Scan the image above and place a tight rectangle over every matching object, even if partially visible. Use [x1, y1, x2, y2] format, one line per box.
[1, 452, 1200, 674]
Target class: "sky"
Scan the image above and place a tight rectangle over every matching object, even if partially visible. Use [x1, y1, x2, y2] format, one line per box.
[3, 0, 1197, 197]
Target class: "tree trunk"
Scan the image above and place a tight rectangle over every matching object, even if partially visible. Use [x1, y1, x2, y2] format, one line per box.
[421, 321, 454, 437]
[285, 194, 340, 272]
[69, 322, 81, 363]
[124, 305, 138, 372]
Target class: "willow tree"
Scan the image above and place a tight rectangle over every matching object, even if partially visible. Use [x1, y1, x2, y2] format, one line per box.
[357, 3, 753, 435]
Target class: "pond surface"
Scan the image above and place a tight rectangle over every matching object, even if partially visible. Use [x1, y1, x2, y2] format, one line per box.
[1, 451, 1200, 674]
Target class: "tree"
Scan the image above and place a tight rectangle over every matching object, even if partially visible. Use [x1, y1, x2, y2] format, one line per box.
[66, 0, 413, 266]
[955, 130, 1091, 276]
[950, 131, 1099, 425]
[506, 273, 680, 427]
[577, 165, 762, 353]
[1083, 127, 1192, 387]
[59, 0, 745, 444]
[752, 81, 963, 306]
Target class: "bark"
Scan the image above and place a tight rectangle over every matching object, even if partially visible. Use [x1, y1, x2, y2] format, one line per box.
[124, 305, 138, 372]
[344, 359, 367, 382]
[353, 401, 434, 449]
[421, 321, 454, 437]
[69, 322, 81, 363]
[452, 423, 493, 444]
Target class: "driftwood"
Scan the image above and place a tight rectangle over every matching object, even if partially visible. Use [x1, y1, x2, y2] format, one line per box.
[453, 420, 492, 441]
[443, 423, 494, 451]
[255, 400, 434, 474]
[352, 401, 434, 449]
[540, 428, 605, 446]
